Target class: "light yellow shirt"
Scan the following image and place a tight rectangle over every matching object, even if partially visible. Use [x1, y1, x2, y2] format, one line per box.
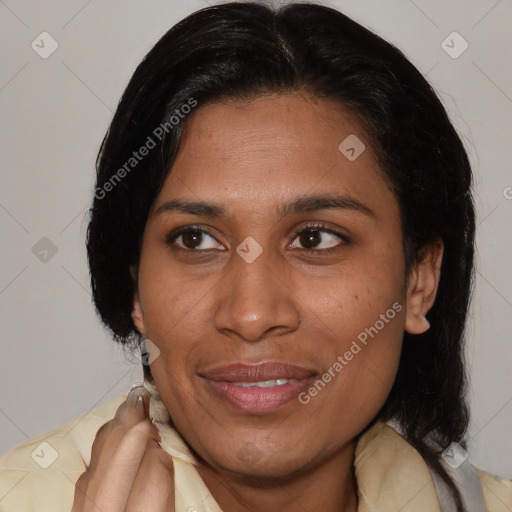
[0, 390, 511, 512]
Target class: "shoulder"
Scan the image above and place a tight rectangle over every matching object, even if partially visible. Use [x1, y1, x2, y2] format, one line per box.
[477, 468, 512, 511]
[0, 394, 127, 512]
[356, 420, 512, 511]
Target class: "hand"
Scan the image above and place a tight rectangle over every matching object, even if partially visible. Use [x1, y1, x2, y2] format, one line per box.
[72, 386, 175, 511]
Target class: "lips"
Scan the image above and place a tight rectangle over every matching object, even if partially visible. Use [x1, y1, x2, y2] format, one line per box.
[200, 362, 317, 382]
[199, 362, 317, 414]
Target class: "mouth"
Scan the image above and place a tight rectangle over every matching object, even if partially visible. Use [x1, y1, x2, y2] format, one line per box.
[199, 362, 318, 414]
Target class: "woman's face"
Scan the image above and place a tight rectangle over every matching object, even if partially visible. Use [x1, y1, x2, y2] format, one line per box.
[132, 93, 429, 478]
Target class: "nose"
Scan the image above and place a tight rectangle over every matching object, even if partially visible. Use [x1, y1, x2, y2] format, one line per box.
[213, 247, 300, 343]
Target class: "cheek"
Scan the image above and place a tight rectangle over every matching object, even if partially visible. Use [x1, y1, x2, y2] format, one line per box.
[341, 329, 402, 428]
[293, 254, 405, 417]
[137, 259, 213, 342]
[137, 257, 221, 390]
[296, 315, 403, 445]
[297, 250, 406, 338]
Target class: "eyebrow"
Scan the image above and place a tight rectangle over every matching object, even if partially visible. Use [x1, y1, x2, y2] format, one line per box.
[154, 193, 375, 219]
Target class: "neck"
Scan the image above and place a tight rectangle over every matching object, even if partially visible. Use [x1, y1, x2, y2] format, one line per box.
[196, 441, 358, 512]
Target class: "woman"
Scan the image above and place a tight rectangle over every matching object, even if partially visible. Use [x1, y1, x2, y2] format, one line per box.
[0, 2, 510, 511]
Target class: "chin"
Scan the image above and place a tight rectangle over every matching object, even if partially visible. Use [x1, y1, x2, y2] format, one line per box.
[218, 457, 310, 482]
[199, 439, 319, 481]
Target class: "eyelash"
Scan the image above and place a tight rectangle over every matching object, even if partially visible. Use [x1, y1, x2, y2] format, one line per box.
[165, 222, 350, 255]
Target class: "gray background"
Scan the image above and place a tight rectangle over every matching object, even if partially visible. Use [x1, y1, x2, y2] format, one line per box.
[1, 0, 511, 479]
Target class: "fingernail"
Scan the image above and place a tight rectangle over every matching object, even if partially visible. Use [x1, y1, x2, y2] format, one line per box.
[128, 386, 147, 406]
[127, 390, 138, 405]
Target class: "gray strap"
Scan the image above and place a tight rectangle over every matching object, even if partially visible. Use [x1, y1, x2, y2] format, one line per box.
[428, 466, 458, 512]
[385, 419, 489, 512]
[437, 457, 489, 512]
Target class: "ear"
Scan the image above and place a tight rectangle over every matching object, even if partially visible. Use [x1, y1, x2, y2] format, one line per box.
[405, 239, 444, 335]
[130, 264, 145, 336]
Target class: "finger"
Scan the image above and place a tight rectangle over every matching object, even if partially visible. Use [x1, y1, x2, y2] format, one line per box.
[125, 439, 175, 512]
[86, 412, 156, 512]
[107, 386, 151, 439]
[88, 388, 153, 476]
[73, 388, 160, 512]
[71, 472, 89, 512]
[113, 386, 151, 424]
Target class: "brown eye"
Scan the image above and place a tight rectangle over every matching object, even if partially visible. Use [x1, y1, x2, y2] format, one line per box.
[290, 226, 346, 252]
[298, 229, 322, 249]
[165, 226, 225, 252]
[181, 230, 203, 249]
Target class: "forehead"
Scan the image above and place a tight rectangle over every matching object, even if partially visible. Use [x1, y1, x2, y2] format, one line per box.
[153, 93, 395, 218]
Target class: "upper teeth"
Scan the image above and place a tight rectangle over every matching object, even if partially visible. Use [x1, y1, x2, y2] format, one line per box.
[232, 378, 296, 388]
